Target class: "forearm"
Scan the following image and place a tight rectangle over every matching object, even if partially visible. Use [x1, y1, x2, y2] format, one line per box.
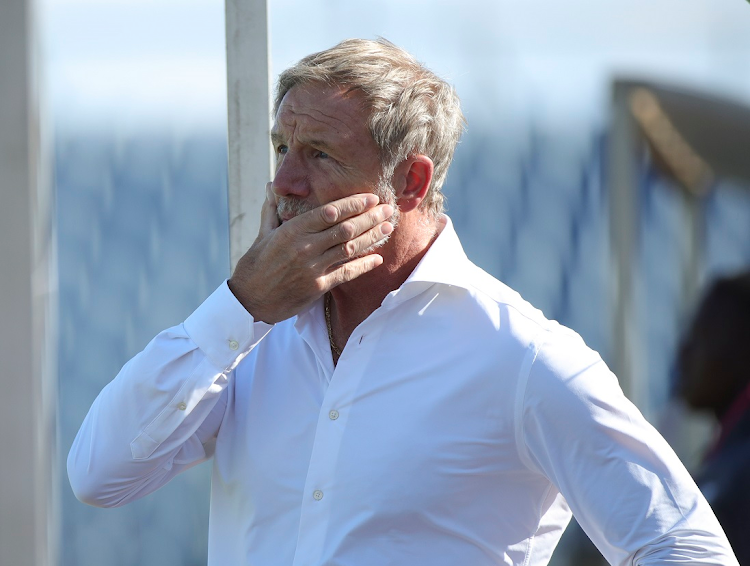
[67, 330, 225, 506]
[520, 332, 738, 565]
[631, 523, 738, 566]
[68, 282, 273, 507]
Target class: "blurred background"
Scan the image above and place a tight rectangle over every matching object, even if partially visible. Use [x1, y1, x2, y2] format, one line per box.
[2, 0, 750, 564]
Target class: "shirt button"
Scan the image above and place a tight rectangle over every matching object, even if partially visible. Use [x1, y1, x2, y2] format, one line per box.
[329, 410, 339, 420]
[228, 340, 239, 351]
[177, 402, 187, 411]
[313, 490, 324, 501]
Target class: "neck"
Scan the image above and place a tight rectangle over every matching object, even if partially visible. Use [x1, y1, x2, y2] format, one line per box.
[327, 213, 441, 351]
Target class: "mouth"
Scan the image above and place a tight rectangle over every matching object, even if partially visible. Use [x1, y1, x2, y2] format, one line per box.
[276, 197, 315, 224]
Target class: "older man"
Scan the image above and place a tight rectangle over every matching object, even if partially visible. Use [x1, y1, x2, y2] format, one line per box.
[69, 39, 737, 565]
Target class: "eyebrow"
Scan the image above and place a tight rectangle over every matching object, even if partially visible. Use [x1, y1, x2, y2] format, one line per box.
[270, 131, 336, 153]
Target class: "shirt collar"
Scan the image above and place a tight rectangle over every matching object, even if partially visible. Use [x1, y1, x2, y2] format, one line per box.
[402, 215, 472, 287]
[380, 215, 474, 309]
[295, 214, 473, 324]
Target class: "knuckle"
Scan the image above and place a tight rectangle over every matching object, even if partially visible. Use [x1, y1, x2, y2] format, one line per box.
[290, 239, 312, 258]
[372, 210, 384, 224]
[321, 204, 338, 224]
[274, 230, 294, 251]
[313, 278, 327, 294]
[342, 241, 356, 258]
[339, 262, 356, 280]
[363, 228, 379, 247]
[339, 220, 356, 240]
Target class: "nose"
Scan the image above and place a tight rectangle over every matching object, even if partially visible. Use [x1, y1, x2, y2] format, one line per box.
[272, 150, 310, 199]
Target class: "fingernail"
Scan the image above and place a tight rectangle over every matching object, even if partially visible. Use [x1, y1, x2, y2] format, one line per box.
[364, 194, 379, 207]
[381, 222, 393, 235]
[382, 204, 394, 218]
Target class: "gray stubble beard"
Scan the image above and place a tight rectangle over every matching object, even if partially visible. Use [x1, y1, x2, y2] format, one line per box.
[276, 176, 400, 255]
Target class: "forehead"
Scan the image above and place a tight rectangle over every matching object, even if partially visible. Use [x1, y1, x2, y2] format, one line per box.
[273, 83, 372, 143]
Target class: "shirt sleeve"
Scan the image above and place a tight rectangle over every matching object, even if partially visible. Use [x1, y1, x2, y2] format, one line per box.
[67, 281, 274, 508]
[517, 329, 738, 566]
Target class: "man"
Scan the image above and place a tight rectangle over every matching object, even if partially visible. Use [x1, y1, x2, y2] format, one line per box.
[678, 271, 750, 565]
[69, 39, 737, 565]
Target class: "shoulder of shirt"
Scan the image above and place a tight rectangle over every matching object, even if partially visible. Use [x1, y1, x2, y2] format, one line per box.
[452, 258, 588, 351]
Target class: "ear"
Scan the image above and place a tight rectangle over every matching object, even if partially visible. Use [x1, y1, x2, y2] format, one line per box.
[394, 155, 434, 213]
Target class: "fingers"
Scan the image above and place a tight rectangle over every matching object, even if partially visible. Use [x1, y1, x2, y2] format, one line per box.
[320, 220, 393, 266]
[323, 253, 385, 288]
[284, 193, 394, 263]
[321, 201, 393, 245]
[257, 182, 279, 241]
[302, 193, 381, 232]
[232, 190, 394, 323]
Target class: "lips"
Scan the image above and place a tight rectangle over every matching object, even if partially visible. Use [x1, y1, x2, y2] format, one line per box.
[277, 197, 315, 223]
[277, 208, 298, 223]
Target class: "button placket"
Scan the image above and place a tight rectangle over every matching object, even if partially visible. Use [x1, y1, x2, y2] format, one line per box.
[293, 374, 357, 565]
[292, 313, 387, 566]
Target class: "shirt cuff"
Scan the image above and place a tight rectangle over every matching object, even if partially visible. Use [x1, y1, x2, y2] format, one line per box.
[183, 281, 274, 370]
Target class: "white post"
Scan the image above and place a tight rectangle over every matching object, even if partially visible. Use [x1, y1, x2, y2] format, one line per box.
[0, 0, 56, 564]
[609, 82, 645, 411]
[225, 0, 273, 272]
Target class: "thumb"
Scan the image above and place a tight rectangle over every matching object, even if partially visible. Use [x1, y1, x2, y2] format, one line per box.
[258, 182, 279, 240]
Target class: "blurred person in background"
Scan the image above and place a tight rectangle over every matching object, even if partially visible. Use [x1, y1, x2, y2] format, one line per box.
[68, 38, 738, 565]
[678, 271, 750, 564]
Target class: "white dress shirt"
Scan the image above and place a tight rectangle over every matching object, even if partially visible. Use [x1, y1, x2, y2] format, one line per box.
[68, 217, 737, 566]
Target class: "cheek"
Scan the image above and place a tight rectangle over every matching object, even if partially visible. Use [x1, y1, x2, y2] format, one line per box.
[317, 178, 360, 203]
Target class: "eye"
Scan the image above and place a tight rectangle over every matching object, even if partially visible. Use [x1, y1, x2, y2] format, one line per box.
[315, 151, 329, 159]
[276, 145, 288, 155]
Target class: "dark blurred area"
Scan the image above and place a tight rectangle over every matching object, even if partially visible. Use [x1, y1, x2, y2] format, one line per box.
[677, 271, 750, 565]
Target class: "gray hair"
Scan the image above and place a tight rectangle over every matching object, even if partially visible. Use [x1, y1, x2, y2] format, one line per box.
[274, 38, 466, 217]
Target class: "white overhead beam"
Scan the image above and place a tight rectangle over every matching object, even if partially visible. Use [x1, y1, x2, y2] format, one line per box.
[225, 0, 273, 272]
[0, 0, 56, 564]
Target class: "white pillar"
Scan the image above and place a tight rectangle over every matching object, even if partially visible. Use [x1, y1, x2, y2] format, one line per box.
[0, 0, 56, 564]
[225, 0, 273, 272]
[608, 82, 645, 410]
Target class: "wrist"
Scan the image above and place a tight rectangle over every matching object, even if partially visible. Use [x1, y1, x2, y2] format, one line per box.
[227, 277, 263, 321]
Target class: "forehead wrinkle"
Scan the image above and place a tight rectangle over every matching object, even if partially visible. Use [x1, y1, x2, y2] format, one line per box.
[277, 105, 355, 141]
[272, 84, 381, 176]
[271, 122, 350, 155]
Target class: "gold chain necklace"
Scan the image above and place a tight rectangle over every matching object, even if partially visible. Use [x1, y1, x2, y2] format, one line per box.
[324, 292, 342, 363]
